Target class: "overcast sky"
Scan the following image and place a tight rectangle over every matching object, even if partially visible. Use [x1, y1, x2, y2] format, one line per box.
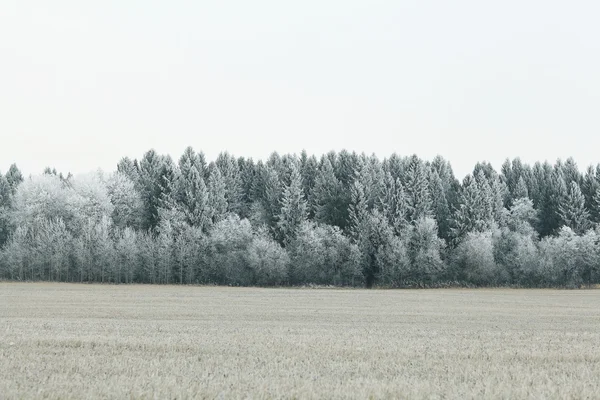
[1, 0, 599, 179]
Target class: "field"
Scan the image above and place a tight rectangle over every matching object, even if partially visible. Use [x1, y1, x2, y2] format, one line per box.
[1, 284, 600, 399]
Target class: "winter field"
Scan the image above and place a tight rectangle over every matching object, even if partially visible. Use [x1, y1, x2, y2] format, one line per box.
[1, 283, 599, 399]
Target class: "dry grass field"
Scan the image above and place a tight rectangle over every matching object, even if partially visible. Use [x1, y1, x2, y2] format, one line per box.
[1, 283, 599, 399]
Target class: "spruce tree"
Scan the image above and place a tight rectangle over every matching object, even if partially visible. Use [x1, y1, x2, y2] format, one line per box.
[404, 155, 432, 222]
[380, 171, 409, 236]
[593, 188, 600, 224]
[117, 157, 139, 185]
[0, 174, 13, 246]
[299, 151, 319, 216]
[182, 166, 211, 231]
[137, 150, 176, 231]
[5, 164, 23, 194]
[546, 170, 568, 235]
[348, 179, 368, 240]
[582, 166, 599, 213]
[429, 170, 451, 241]
[277, 164, 308, 244]
[450, 174, 492, 243]
[311, 157, 347, 229]
[559, 181, 591, 234]
[207, 166, 228, 223]
[514, 176, 529, 200]
[215, 152, 243, 214]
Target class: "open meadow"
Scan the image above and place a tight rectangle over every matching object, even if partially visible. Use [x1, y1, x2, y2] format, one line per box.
[1, 283, 600, 399]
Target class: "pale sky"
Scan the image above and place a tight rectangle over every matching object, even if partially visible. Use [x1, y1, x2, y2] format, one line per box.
[1, 0, 599, 179]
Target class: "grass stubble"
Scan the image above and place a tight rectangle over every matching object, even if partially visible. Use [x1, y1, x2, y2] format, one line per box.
[1, 283, 599, 399]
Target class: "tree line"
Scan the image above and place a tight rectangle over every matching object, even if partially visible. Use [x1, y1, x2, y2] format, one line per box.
[1, 149, 599, 288]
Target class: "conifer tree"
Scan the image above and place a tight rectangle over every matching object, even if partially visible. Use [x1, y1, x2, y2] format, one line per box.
[546, 170, 568, 234]
[534, 162, 556, 236]
[299, 151, 319, 216]
[429, 170, 451, 240]
[593, 188, 600, 224]
[117, 157, 139, 184]
[5, 164, 23, 194]
[348, 179, 368, 240]
[137, 150, 176, 231]
[237, 157, 257, 219]
[380, 171, 409, 236]
[561, 157, 581, 186]
[181, 165, 211, 231]
[559, 181, 591, 234]
[514, 176, 529, 200]
[0, 174, 13, 246]
[277, 164, 308, 244]
[311, 157, 347, 229]
[404, 155, 432, 222]
[262, 165, 283, 231]
[582, 166, 599, 213]
[450, 175, 492, 243]
[474, 170, 495, 225]
[215, 152, 243, 214]
[207, 166, 228, 223]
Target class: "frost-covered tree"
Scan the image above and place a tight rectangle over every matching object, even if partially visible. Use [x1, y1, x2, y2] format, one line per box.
[380, 171, 409, 236]
[514, 176, 529, 200]
[5, 164, 23, 194]
[452, 231, 502, 285]
[288, 221, 361, 286]
[429, 170, 451, 240]
[0, 174, 13, 246]
[247, 228, 289, 286]
[215, 152, 243, 214]
[277, 163, 308, 244]
[311, 157, 347, 229]
[137, 150, 176, 231]
[408, 217, 446, 281]
[107, 172, 144, 230]
[559, 181, 590, 234]
[593, 188, 600, 224]
[207, 166, 228, 224]
[404, 155, 432, 222]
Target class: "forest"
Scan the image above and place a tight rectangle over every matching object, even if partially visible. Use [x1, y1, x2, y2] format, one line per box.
[1, 148, 599, 288]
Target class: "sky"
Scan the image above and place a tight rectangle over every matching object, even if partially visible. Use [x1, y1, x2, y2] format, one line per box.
[1, 0, 599, 179]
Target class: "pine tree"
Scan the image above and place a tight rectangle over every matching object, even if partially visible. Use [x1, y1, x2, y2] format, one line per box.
[559, 181, 591, 234]
[277, 164, 308, 244]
